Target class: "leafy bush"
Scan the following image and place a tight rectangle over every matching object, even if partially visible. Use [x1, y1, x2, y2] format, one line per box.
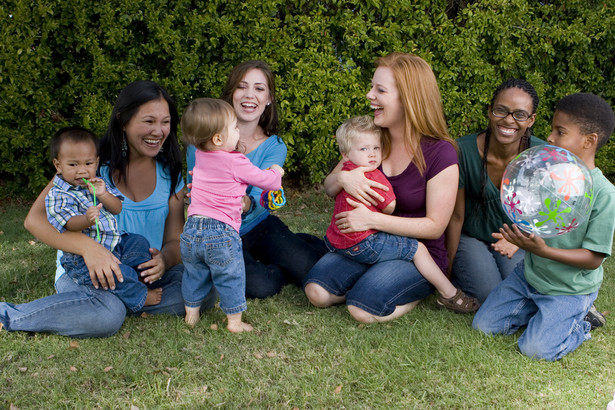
[1, 0, 615, 197]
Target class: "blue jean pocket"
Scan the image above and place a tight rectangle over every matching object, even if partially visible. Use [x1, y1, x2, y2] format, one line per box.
[206, 239, 234, 267]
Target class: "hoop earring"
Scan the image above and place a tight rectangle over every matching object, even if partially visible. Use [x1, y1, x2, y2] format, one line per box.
[121, 134, 128, 157]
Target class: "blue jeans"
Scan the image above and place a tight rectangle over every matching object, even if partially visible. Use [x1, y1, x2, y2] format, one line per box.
[472, 262, 596, 361]
[0, 264, 216, 338]
[61, 233, 151, 312]
[452, 233, 525, 303]
[327, 232, 418, 265]
[181, 216, 247, 315]
[304, 251, 434, 316]
[241, 215, 327, 299]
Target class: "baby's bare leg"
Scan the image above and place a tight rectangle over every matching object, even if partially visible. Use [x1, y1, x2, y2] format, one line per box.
[413, 242, 457, 298]
[226, 312, 253, 333]
[144, 288, 163, 306]
[185, 306, 201, 327]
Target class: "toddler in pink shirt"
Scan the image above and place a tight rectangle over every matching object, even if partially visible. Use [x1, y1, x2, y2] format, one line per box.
[180, 98, 283, 332]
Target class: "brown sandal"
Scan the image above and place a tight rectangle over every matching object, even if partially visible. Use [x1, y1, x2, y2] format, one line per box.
[436, 289, 480, 313]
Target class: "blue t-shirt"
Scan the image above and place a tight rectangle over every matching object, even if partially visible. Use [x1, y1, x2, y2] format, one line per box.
[186, 135, 287, 235]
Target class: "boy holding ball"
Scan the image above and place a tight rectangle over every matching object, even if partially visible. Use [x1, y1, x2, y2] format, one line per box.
[473, 93, 615, 360]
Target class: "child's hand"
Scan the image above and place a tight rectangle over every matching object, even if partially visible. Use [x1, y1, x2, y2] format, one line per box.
[270, 164, 284, 176]
[86, 204, 103, 226]
[490, 233, 520, 258]
[86, 177, 107, 197]
[499, 223, 546, 254]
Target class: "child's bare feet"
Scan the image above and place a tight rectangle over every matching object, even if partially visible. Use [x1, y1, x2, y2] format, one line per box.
[185, 306, 201, 327]
[144, 288, 163, 306]
[227, 313, 253, 333]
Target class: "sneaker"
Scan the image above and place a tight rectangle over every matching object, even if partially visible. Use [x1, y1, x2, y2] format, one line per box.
[585, 304, 606, 330]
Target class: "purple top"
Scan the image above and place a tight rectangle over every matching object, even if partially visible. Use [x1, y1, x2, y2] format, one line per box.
[381, 138, 458, 272]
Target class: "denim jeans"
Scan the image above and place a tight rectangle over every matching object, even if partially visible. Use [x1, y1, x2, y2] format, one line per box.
[327, 232, 418, 265]
[181, 216, 247, 315]
[241, 215, 327, 299]
[451, 233, 525, 303]
[304, 250, 434, 316]
[472, 261, 596, 361]
[61, 233, 151, 312]
[0, 263, 216, 338]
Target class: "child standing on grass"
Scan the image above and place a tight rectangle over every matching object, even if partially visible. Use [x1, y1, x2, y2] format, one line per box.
[473, 93, 615, 361]
[180, 98, 283, 332]
[324, 116, 478, 313]
[45, 127, 162, 312]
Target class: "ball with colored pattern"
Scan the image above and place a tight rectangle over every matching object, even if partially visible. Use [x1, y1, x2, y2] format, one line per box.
[500, 145, 593, 238]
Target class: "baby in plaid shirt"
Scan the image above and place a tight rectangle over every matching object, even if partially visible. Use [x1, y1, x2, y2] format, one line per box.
[45, 127, 161, 312]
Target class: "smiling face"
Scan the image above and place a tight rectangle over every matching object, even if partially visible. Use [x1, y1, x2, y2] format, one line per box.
[366, 66, 404, 132]
[342, 131, 382, 171]
[53, 140, 99, 187]
[232, 68, 272, 125]
[123, 98, 171, 159]
[488, 87, 536, 147]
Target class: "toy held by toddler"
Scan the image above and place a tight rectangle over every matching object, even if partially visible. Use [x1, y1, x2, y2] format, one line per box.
[325, 116, 478, 313]
[180, 98, 283, 333]
[45, 127, 161, 312]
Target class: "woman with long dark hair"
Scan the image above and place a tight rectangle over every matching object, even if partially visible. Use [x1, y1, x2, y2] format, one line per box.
[1, 81, 214, 337]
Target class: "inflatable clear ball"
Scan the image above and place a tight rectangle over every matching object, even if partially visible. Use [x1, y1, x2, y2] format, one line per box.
[500, 145, 593, 238]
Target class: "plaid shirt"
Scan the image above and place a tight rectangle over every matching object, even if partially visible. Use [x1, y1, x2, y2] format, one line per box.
[45, 174, 124, 251]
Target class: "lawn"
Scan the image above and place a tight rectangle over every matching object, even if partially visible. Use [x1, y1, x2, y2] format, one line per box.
[1, 188, 614, 409]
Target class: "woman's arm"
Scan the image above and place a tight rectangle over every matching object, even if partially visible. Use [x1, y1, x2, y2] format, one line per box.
[24, 180, 122, 289]
[138, 189, 185, 283]
[324, 160, 388, 206]
[337, 164, 459, 240]
[445, 188, 465, 276]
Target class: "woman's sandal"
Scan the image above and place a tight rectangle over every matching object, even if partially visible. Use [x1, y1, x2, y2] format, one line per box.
[436, 289, 480, 313]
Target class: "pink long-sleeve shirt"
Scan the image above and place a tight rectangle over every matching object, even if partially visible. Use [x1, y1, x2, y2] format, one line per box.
[188, 150, 282, 232]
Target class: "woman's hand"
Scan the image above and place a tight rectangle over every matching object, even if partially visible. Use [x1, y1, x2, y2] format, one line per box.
[241, 195, 252, 213]
[83, 244, 122, 290]
[335, 198, 376, 233]
[338, 167, 388, 207]
[490, 233, 520, 258]
[138, 248, 166, 284]
[185, 170, 194, 198]
[498, 223, 546, 254]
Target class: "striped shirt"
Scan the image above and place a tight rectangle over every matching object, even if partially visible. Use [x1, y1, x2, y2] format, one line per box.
[45, 174, 124, 251]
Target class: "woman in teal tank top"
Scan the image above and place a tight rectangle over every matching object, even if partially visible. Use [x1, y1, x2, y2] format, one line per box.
[446, 79, 544, 303]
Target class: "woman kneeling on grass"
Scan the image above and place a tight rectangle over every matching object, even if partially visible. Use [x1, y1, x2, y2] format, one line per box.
[0, 80, 215, 338]
[304, 52, 463, 323]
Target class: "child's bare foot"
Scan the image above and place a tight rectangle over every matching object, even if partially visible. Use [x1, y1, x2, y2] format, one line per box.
[144, 288, 162, 306]
[227, 321, 253, 333]
[185, 306, 201, 327]
[226, 313, 253, 333]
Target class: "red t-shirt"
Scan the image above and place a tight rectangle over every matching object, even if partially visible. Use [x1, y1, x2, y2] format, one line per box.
[325, 161, 396, 249]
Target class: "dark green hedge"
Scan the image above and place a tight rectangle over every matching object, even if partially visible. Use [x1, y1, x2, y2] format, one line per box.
[2, 0, 615, 197]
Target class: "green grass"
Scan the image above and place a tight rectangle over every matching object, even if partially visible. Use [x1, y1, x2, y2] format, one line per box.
[1, 189, 615, 409]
